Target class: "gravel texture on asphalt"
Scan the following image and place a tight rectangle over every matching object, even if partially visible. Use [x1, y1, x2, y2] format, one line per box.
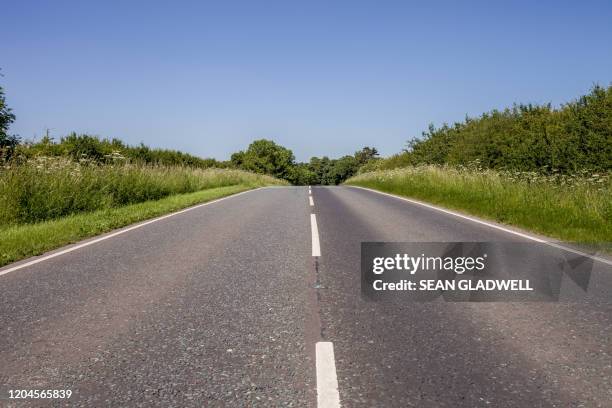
[1, 186, 611, 407]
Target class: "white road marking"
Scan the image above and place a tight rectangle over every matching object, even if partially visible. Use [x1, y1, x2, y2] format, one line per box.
[311, 213, 321, 257]
[310, 196, 314, 206]
[0, 187, 266, 277]
[316, 342, 341, 408]
[349, 185, 612, 267]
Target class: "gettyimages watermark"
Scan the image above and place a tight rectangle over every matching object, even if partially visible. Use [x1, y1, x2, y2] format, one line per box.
[361, 242, 610, 302]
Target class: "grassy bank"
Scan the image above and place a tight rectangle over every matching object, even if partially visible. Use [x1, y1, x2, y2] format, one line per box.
[346, 166, 612, 244]
[0, 185, 259, 267]
[0, 160, 286, 266]
[0, 158, 284, 226]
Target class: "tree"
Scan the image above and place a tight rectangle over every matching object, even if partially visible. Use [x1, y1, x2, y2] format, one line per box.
[326, 155, 358, 184]
[0, 84, 19, 159]
[286, 163, 317, 185]
[354, 146, 379, 165]
[231, 139, 296, 179]
[61, 133, 108, 161]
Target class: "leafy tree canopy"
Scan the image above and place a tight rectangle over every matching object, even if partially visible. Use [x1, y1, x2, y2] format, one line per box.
[0, 85, 18, 145]
[231, 139, 296, 179]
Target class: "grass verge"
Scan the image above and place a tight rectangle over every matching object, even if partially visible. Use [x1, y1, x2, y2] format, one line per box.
[346, 166, 612, 244]
[0, 160, 285, 225]
[0, 184, 255, 267]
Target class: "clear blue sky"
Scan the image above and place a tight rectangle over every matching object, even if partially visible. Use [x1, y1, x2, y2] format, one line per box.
[3, 0, 612, 161]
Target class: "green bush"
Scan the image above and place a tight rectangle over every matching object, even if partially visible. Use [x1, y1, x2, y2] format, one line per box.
[14, 133, 222, 169]
[371, 85, 612, 173]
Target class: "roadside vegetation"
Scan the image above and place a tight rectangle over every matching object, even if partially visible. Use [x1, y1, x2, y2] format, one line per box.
[0, 158, 285, 267]
[0, 155, 285, 266]
[0, 83, 287, 266]
[0, 160, 283, 226]
[5, 132, 223, 169]
[361, 85, 612, 174]
[230, 139, 379, 185]
[350, 85, 612, 243]
[347, 165, 611, 243]
[2, 78, 378, 187]
[0, 184, 255, 266]
[2, 76, 611, 260]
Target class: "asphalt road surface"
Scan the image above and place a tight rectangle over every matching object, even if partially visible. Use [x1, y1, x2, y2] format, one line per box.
[1, 186, 611, 407]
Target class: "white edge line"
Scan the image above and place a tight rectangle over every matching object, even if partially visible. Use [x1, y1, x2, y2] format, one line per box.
[311, 213, 321, 257]
[348, 185, 612, 267]
[0, 187, 266, 277]
[309, 196, 315, 207]
[316, 341, 341, 408]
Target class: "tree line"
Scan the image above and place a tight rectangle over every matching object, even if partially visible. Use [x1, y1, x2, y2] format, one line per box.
[1, 91, 220, 169]
[13, 133, 222, 169]
[6, 81, 608, 184]
[1, 84, 377, 184]
[230, 140, 378, 185]
[362, 85, 612, 174]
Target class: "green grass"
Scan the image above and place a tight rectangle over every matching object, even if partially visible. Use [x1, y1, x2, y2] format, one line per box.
[0, 158, 285, 226]
[346, 165, 612, 244]
[0, 184, 259, 267]
[0, 159, 287, 267]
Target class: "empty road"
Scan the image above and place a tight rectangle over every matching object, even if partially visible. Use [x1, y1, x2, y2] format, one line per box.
[1, 186, 611, 407]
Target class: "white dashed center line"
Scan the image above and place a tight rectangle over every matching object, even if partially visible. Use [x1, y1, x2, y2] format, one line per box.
[316, 341, 341, 408]
[310, 213, 321, 257]
[309, 189, 341, 406]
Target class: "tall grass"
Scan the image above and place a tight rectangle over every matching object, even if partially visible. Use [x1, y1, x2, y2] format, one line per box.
[0, 157, 285, 227]
[0, 185, 253, 266]
[346, 166, 612, 243]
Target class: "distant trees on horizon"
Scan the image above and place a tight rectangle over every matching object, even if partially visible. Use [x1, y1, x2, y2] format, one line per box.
[230, 139, 379, 185]
[3, 80, 610, 185]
